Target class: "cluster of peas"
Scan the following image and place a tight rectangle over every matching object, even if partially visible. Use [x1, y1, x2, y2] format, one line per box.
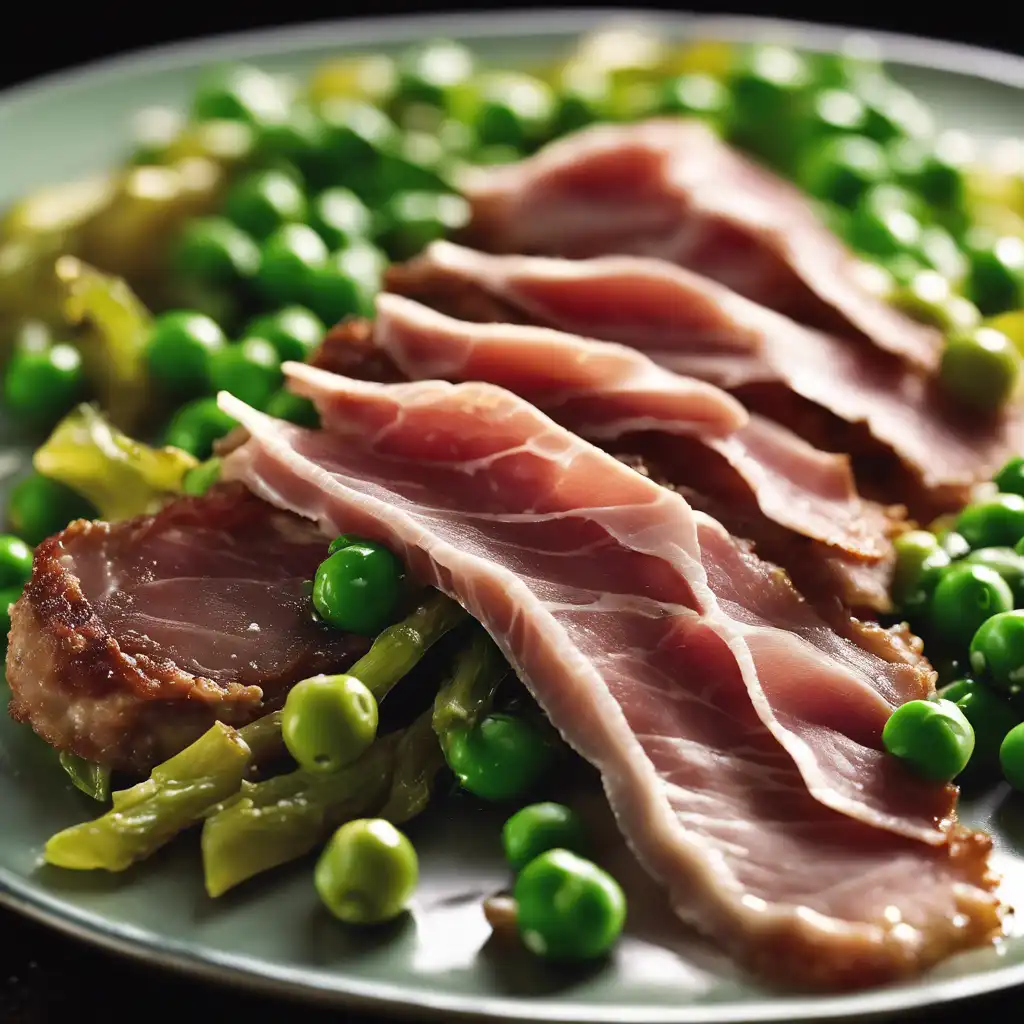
[313, 803, 624, 961]
[885, 456, 1024, 785]
[279, 532, 624, 959]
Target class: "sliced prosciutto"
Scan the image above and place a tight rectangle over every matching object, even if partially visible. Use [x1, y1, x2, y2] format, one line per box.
[388, 242, 1023, 515]
[5, 484, 368, 771]
[460, 119, 943, 372]
[218, 382, 997, 988]
[366, 293, 894, 570]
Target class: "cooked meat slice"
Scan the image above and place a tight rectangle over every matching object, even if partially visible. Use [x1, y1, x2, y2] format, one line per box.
[386, 243, 1023, 518]
[459, 118, 943, 371]
[313, 303, 900, 612]
[219, 382, 998, 989]
[6, 483, 369, 772]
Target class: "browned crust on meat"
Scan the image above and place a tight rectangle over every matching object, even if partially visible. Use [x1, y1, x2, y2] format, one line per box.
[733, 825, 1001, 991]
[6, 484, 369, 771]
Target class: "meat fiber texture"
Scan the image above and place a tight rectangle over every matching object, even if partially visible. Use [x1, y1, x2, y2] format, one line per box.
[314, 298, 898, 613]
[388, 241, 1024, 519]
[6, 484, 368, 771]
[218, 379, 999, 989]
[460, 118, 943, 372]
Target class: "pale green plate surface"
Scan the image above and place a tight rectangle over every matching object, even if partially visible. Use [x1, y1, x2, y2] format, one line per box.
[1, 10, 1024, 1022]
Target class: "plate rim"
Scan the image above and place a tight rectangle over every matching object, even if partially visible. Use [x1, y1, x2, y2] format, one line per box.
[2, 7, 1024, 1022]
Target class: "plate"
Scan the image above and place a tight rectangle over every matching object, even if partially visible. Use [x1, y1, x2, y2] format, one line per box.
[1, 9, 1024, 1022]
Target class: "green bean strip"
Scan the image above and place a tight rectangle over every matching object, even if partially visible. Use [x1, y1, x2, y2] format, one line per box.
[45, 722, 252, 871]
[202, 628, 504, 894]
[201, 734, 398, 897]
[349, 590, 468, 701]
[383, 629, 507, 824]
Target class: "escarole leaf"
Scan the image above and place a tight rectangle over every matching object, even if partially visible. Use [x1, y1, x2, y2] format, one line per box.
[55, 255, 153, 433]
[34, 403, 197, 522]
[58, 751, 112, 803]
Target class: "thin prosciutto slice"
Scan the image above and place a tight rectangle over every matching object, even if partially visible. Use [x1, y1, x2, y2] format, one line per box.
[461, 119, 942, 372]
[390, 242, 1022, 515]
[218, 382, 997, 988]
[369, 293, 892, 567]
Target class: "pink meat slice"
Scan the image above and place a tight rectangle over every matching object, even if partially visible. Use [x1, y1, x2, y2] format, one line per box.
[404, 242, 1021, 513]
[460, 119, 943, 372]
[226, 375, 941, 842]
[371, 292, 890, 560]
[218, 382, 997, 988]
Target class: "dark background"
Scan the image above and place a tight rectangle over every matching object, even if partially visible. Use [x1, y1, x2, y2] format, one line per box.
[2, 2, 1021, 1022]
[2, 1, 1022, 89]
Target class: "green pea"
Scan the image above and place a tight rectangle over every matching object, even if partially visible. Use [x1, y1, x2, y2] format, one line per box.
[6, 473, 96, 546]
[800, 88, 869, 147]
[890, 271, 980, 333]
[940, 328, 1021, 412]
[897, 544, 952, 618]
[164, 397, 238, 460]
[964, 231, 1024, 316]
[318, 100, 399, 186]
[502, 803, 588, 872]
[244, 306, 324, 364]
[797, 135, 889, 209]
[395, 39, 475, 111]
[257, 104, 331, 178]
[445, 712, 555, 801]
[899, 131, 972, 212]
[876, 253, 926, 288]
[173, 217, 260, 288]
[882, 698, 974, 781]
[306, 242, 385, 325]
[995, 456, 1024, 497]
[256, 224, 329, 306]
[192, 64, 290, 127]
[315, 818, 418, 924]
[917, 225, 968, 283]
[941, 529, 972, 560]
[181, 457, 222, 497]
[957, 493, 1024, 549]
[890, 530, 941, 604]
[0, 583, 22, 639]
[1000, 722, 1024, 790]
[312, 541, 403, 635]
[847, 204, 922, 259]
[0, 534, 33, 589]
[377, 191, 470, 261]
[208, 337, 282, 411]
[970, 610, 1024, 696]
[937, 677, 1019, 773]
[224, 169, 307, 241]
[859, 80, 933, 144]
[930, 562, 1014, 650]
[375, 132, 454, 201]
[728, 45, 812, 169]
[467, 72, 556, 151]
[514, 849, 626, 961]
[282, 673, 379, 773]
[3, 342, 84, 427]
[962, 547, 1024, 605]
[309, 189, 372, 250]
[858, 180, 929, 221]
[265, 389, 320, 427]
[552, 68, 611, 136]
[660, 73, 730, 127]
[144, 310, 227, 396]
